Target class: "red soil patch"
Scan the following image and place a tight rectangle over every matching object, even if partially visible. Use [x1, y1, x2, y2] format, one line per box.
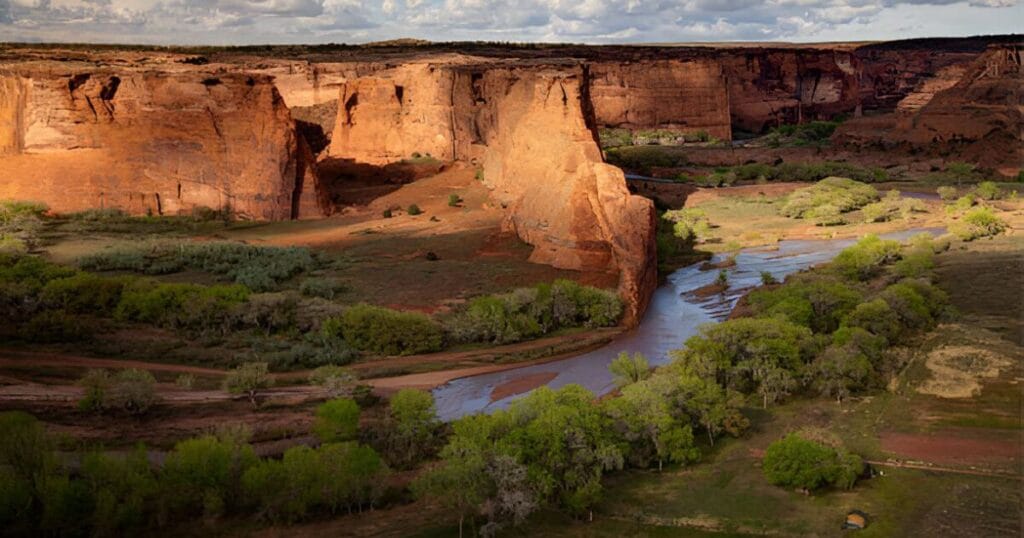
[688, 281, 729, 298]
[880, 430, 1021, 466]
[489, 371, 558, 402]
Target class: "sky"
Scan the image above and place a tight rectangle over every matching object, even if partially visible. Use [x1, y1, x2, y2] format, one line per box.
[0, 0, 1020, 46]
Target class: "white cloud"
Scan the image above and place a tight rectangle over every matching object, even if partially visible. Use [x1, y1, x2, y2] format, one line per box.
[0, 0, 1018, 44]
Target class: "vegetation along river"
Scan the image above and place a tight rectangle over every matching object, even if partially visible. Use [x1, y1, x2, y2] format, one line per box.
[433, 228, 943, 420]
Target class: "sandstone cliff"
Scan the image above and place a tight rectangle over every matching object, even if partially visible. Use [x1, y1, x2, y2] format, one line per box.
[324, 60, 657, 324]
[0, 63, 319, 219]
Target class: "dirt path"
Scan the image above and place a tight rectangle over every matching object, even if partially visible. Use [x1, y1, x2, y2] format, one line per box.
[0, 350, 224, 376]
[865, 460, 1023, 481]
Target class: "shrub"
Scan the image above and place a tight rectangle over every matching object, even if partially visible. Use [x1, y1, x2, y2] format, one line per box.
[973, 181, 1003, 201]
[407, 204, 422, 216]
[313, 399, 360, 443]
[334, 304, 443, 356]
[106, 369, 158, 415]
[77, 369, 157, 415]
[762, 433, 863, 491]
[79, 448, 156, 535]
[39, 273, 129, 315]
[223, 362, 273, 406]
[764, 121, 840, 147]
[299, 277, 345, 299]
[116, 279, 248, 325]
[879, 282, 934, 330]
[448, 194, 462, 207]
[308, 365, 356, 397]
[780, 178, 879, 219]
[0, 255, 76, 292]
[892, 247, 935, 278]
[807, 203, 846, 226]
[382, 208, 392, 218]
[234, 292, 297, 335]
[950, 206, 1007, 241]
[936, 186, 958, 201]
[662, 209, 711, 243]
[760, 271, 778, 286]
[831, 235, 901, 281]
[945, 194, 976, 215]
[80, 241, 317, 291]
[78, 370, 110, 412]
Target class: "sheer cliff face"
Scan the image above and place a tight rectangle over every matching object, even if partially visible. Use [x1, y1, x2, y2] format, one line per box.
[722, 50, 861, 133]
[326, 62, 656, 324]
[589, 60, 732, 140]
[0, 67, 316, 219]
[327, 63, 455, 165]
[471, 69, 657, 325]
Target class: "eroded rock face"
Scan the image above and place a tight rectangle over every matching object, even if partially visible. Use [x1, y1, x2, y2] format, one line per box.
[589, 60, 732, 140]
[721, 49, 861, 134]
[0, 65, 318, 219]
[834, 45, 1023, 173]
[325, 61, 657, 324]
[471, 69, 657, 325]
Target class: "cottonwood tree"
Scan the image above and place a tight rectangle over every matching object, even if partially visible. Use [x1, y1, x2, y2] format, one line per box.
[378, 389, 440, 468]
[312, 399, 360, 443]
[673, 370, 749, 446]
[747, 360, 797, 409]
[608, 351, 651, 387]
[603, 381, 697, 470]
[809, 345, 872, 404]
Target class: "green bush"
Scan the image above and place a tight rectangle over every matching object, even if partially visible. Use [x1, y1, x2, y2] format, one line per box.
[334, 304, 443, 356]
[831, 235, 901, 281]
[945, 194, 976, 215]
[748, 276, 862, 334]
[234, 292, 297, 335]
[950, 206, 1007, 241]
[79, 448, 156, 535]
[308, 365, 356, 397]
[780, 178, 879, 219]
[973, 181, 1003, 201]
[448, 194, 462, 207]
[604, 146, 689, 175]
[223, 362, 273, 406]
[842, 298, 902, 343]
[764, 121, 840, 148]
[892, 247, 935, 278]
[662, 208, 711, 242]
[806, 203, 846, 226]
[313, 399, 360, 443]
[407, 204, 423, 216]
[115, 279, 249, 331]
[40, 272, 129, 315]
[77, 369, 158, 415]
[936, 186, 958, 201]
[0, 255, 76, 292]
[762, 432, 863, 491]
[444, 280, 622, 345]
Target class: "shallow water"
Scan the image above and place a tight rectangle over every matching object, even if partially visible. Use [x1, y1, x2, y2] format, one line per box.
[432, 228, 943, 420]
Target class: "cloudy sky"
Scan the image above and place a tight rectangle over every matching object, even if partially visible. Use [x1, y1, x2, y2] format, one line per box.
[0, 0, 1020, 45]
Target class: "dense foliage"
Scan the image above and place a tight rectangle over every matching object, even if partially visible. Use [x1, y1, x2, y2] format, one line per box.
[443, 280, 622, 345]
[79, 241, 319, 292]
[780, 177, 880, 221]
[0, 398, 401, 534]
[762, 431, 863, 491]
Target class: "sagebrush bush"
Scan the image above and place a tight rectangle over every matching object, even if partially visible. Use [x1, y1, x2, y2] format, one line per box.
[780, 178, 879, 219]
[950, 206, 1007, 241]
[299, 277, 345, 299]
[973, 181, 1003, 201]
[662, 209, 711, 242]
[936, 186, 958, 201]
[79, 241, 318, 291]
[831, 235, 901, 281]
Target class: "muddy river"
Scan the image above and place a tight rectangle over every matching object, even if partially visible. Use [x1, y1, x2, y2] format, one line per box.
[433, 228, 943, 420]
